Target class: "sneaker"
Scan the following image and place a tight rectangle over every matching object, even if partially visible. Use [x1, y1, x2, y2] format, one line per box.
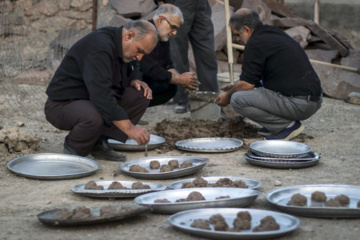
[258, 127, 271, 136]
[175, 104, 187, 113]
[265, 121, 304, 141]
[63, 139, 95, 160]
[90, 138, 127, 162]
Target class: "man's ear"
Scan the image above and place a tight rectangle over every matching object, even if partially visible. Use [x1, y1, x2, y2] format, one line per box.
[243, 25, 251, 33]
[125, 30, 135, 41]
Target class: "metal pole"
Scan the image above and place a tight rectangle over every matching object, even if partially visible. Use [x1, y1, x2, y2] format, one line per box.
[314, 0, 320, 24]
[92, 0, 98, 31]
[224, 0, 234, 83]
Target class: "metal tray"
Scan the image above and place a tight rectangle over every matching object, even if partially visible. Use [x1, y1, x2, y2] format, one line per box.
[72, 181, 167, 198]
[133, 187, 260, 214]
[266, 184, 360, 218]
[7, 153, 100, 180]
[175, 138, 243, 153]
[169, 208, 299, 240]
[37, 205, 151, 226]
[246, 150, 320, 162]
[168, 176, 262, 190]
[108, 134, 165, 151]
[249, 140, 312, 158]
[119, 156, 209, 180]
[243, 153, 320, 169]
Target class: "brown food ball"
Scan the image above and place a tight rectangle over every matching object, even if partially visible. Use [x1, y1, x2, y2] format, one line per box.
[287, 193, 307, 206]
[233, 218, 251, 231]
[149, 160, 160, 169]
[209, 214, 225, 224]
[154, 198, 171, 203]
[84, 180, 98, 190]
[233, 180, 248, 188]
[181, 182, 196, 188]
[72, 206, 92, 219]
[108, 181, 124, 190]
[253, 216, 280, 232]
[54, 209, 73, 220]
[180, 160, 193, 168]
[95, 185, 104, 190]
[160, 164, 173, 172]
[168, 159, 179, 169]
[325, 198, 342, 207]
[193, 177, 208, 187]
[129, 164, 149, 173]
[190, 219, 211, 230]
[334, 194, 350, 206]
[214, 220, 229, 231]
[187, 191, 206, 201]
[311, 191, 327, 202]
[132, 181, 151, 189]
[237, 211, 252, 221]
[215, 178, 233, 187]
[100, 205, 117, 216]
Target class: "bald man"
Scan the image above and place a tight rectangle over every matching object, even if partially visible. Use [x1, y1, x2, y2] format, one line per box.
[216, 9, 322, 141]
[45, 20, 158, 161]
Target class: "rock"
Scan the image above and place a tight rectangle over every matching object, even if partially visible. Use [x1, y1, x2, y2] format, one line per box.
[109, 0, 157, 18]
[17, 122, 25, 127]
[38, 1, 59, 16]
[59, 0, 71, 10]
[274, 180, 282, 186]
[242, 0, 272, 25]
[262, 0, 295, 18]
[70, 0, 92, 10]
[305, 49, 338, 63]
[109, 15, 131, 27]
[285, 26, 310, 49]
[14, 70, 51, 85]
[212, 2, 234, 51]
[344, 92, 360, 105]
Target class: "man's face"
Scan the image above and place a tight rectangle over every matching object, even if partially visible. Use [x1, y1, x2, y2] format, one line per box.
[231, 26, 249, 44]
[123, 33, 156, 62]
[157, 15, 181, 41]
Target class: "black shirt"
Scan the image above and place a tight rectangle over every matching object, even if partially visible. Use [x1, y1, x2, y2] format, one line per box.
[140, 20, 173, 85]
[46, 27, 140, 126]
[240, 24, 321, 97]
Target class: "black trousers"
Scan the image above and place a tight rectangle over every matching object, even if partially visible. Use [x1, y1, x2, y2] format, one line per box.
[44, 87, 150, 156]
[147, 80, 177, 107]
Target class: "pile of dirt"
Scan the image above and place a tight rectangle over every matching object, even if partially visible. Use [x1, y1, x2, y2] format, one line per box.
[154, 116, 259, 152]
[0, 127, 38, 157]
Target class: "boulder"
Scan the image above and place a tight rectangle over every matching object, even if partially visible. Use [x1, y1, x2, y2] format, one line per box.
[241, 0, 272, 25]
[109, 15, 131, 27]
[212, 2, 234, 51]
[285, 26, 310, 49]
[344, 92, 360, 105]
[109, 0, 157, 18]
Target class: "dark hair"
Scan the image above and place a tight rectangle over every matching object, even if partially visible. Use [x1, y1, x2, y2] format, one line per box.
[123, 20, 158, 42]
[229, 9, 263, 31]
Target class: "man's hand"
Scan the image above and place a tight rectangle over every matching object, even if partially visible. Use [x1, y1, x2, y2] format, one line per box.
[131, 80, 152, 100]
[179, 72, 200, 90]
[215, 92, 231, 107]
[113, 119, 150, 145]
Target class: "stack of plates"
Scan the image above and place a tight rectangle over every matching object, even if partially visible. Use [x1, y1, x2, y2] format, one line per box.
[243, 140, 321, 169]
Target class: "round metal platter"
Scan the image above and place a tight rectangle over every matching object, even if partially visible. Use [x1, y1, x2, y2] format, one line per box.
[108, 134, 165, 151]
[245, 150, 320, 162]
[37, 205, 151, 226]
[72, 181, 167, 198]
[243, 153, 320, 169]
[249, 140, 312, 158]
[175, 138, 243, 153]
[167, 176, 262, 190]
[7, 153, 100, 180]
[266, 184, 360, 218]
[119, 156, 209, 180]
[133, 187, 260, 214]
[168, 208, 300, 240]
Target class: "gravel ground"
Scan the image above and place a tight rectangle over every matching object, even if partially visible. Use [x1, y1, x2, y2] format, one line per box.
[0, 96, 360, 240]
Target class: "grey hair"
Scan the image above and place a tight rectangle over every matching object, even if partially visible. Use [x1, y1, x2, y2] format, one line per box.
[123, 19, 158, 43]
[153, 4, 184, 24]
[229, 8, 263, 31]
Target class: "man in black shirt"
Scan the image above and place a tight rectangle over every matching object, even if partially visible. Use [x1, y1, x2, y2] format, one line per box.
[45, 20, 158, 161]
[140, 3, 200, 107]
[215, 9, 322, 140]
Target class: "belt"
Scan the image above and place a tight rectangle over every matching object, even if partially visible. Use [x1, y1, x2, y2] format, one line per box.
[291, 95, 321, 102]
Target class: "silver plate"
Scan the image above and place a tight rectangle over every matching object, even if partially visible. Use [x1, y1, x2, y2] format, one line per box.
[37, 205, 151, 226]
[108, 134, 165, 151]
[175, 138, 243, 153]
[7, 153, 100, 180]
[72, 181, 167, 198]
[168, 208, 300, 240]
[249, 140, 312, 158]
[133, 188, 260, 214]
[246, 150, 320, 162]
[168, 176, 262, 190]
[243, 153, 320, 169]
[266, 184, 360, 218]
[119, 156, 209, 180]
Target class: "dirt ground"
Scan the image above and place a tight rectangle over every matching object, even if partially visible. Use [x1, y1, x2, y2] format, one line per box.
[0, 96, 360, 240]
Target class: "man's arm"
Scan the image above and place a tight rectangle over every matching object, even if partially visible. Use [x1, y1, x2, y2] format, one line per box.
[215, 80, 255, 106]
[168, 69, 200, 91]
[112, 119, 150, 145]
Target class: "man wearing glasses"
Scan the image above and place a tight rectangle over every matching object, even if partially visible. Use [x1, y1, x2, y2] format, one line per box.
[140, 4, 200, 108]
[45, 20, 158, 161]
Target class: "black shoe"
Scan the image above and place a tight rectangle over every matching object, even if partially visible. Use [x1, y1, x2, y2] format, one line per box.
[174, 104, 187, 113]
[90, 138, 126, 162]
[63, 139, 95, 160]
[265, 121, 304, 141]
[257, 127, 271, 136]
